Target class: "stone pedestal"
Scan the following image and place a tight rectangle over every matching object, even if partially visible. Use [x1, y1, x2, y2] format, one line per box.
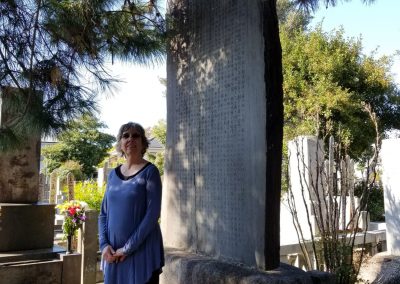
[0, 247, 82, 284]
[1, 89, 54, 251]
[0, 246, 65, 264]
[0, 203, 55, 252]
[1, 86, 70, 281]
[0, 259, 63, 284]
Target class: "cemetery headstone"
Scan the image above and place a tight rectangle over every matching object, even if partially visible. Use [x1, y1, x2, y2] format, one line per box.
[381, 138, 400, 255]
[66, 172, 75, 201]
[49, 171, 57, 204]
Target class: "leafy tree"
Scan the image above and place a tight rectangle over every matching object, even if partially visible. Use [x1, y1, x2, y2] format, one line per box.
[278, 3, 392, 281]
[151, 119, 166, 145]
[73, 180, 106, 212]
[53, 160, 84, 181]
[262, 0, 377, 269]
[42, 114, 115, 178]
[281, 25, 399, 158]
[0, 0, 165, 150]
[277, 0, 311, 32]
[146, 119, 166, 175]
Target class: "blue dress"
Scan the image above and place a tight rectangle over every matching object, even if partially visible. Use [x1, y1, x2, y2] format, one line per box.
[98, 163, 164, 284]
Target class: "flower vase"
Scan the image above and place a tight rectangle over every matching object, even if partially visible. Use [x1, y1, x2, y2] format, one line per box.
[66, 235, 73, 254]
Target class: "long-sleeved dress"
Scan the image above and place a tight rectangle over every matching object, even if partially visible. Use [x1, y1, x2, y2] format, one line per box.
[98, 163, 164, 284]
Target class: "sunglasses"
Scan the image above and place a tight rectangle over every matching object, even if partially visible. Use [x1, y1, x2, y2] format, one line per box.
[122, 132, 141, 139]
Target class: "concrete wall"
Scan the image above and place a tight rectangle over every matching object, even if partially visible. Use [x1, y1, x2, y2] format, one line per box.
[162, 0, 266, 268]
[381, 138, 400, 255]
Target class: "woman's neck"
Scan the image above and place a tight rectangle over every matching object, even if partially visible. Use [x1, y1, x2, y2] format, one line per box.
[124, 155, 146, 167]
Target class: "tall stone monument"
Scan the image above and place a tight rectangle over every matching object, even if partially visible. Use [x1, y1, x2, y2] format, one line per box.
[0, 87, 54, 252]
[161, 2, 335, 282]
[162, 0, 267, 268]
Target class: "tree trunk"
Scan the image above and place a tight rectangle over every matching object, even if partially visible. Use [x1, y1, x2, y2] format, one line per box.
[262, 0, 284, 270]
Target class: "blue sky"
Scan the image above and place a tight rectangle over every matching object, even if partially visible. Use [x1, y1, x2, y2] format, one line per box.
[99, 1, 399, 136]
[98, 61, 166, 136]
[310, 0, 399, 82]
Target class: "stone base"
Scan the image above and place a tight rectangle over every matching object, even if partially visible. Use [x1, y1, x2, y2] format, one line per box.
[0, 259, 63, 284]
[0, 246, 65, 264]
[0, 249, 81, 284]
[0, 203, 55, 251]
[161, 248, 335, 284]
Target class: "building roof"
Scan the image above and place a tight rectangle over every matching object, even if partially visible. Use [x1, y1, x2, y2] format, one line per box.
[148, 137, 164, 153]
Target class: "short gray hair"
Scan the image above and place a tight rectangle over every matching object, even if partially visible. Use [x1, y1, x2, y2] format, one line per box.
[115, 122, 149, 157]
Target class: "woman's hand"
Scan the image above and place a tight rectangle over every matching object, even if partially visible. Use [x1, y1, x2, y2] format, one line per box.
[114, 248, 127, 263]
[102, 245, 117, 263]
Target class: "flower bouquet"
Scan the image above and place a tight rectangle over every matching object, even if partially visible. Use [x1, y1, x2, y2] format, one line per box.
[56, 200, 87, 253]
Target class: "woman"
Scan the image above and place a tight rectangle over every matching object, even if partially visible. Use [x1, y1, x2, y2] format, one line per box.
[99, 122, 164, 284]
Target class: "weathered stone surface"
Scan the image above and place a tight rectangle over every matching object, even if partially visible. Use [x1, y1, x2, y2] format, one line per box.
[0, 203, 55, 252]
[0, 259, 63, 284]
[78, 210, 99, 284]
[0, 253, 82, 284]
[0, 88, 41, 203]
[163, 0, 266, 268]
[0, 246, 65, 264]
[0, 139, 41, 203]
[381, 139, 400, 255]
[358, 252, 400, 284]
[161, 248, 335, 284]
[60, 253, 82, 284]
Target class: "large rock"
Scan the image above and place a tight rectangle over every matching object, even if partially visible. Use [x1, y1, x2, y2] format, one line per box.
[358, 252, 400, 283]
[161, 248, 335, 284]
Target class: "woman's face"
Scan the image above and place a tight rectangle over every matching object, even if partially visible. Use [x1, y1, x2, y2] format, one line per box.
[120, 127, 143, 157]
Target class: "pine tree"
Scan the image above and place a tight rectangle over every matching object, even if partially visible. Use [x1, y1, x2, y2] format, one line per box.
[0, 0, 165, 150]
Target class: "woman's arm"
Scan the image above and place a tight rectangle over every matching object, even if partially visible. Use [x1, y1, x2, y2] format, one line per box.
[98, 189, 110, 252]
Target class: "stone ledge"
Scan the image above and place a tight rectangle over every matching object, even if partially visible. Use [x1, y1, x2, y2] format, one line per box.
[161, 248, 335, 284]
[0, 245, 65, 264]
[0, 259, 63, 284]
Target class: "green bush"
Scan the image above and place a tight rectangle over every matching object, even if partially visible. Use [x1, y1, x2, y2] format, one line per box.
[73, 180, 105, 212]
[355, 183, 385, 222]
[146, 152, 164, 176]
[55, 160, 84, 181]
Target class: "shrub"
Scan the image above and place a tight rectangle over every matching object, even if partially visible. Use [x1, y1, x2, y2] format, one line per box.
[73, 180, 105, 212]
[355, 183, 385, 222]
[55, 160, 84, 181]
